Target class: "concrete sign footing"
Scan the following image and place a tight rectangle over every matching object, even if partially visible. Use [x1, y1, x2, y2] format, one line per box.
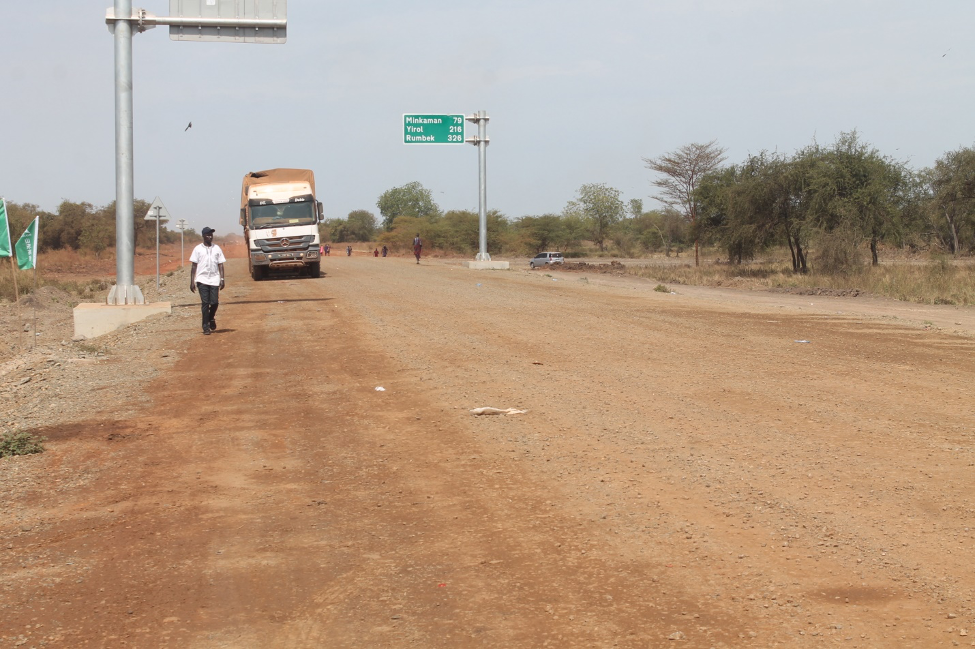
[463, 260, 510, 270]
[73, 302, 172, 340]
[107, 284, 145, 305]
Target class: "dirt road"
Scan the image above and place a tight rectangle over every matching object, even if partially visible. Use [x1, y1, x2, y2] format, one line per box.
[2, 255, 974, 648]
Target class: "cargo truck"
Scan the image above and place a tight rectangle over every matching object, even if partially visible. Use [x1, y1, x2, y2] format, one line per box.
[241, 168, 323, 280]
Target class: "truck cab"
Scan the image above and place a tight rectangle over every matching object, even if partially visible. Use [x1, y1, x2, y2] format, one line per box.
[241, 170, 323, 280]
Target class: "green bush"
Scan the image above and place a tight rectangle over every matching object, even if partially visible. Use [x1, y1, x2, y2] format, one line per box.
[0, 430, 46, 457]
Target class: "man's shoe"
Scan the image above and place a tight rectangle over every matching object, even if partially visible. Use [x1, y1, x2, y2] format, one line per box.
[209, 319, 217, 331]
[203, 328, 211, 335]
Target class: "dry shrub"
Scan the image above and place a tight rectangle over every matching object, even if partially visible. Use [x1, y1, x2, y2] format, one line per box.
[0, 268, 37, 303]
[628, 248, 975, 305]
[813, 228, 864, 274]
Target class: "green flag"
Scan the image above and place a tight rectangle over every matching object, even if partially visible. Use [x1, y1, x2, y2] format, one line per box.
[0, 198, 11, 258]
[15, 217, 38, 271]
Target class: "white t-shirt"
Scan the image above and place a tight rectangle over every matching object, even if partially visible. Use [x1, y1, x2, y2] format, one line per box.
[189, 243, 226, 286]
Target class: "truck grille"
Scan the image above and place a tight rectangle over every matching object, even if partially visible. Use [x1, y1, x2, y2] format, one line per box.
[253, 235, 315, 253]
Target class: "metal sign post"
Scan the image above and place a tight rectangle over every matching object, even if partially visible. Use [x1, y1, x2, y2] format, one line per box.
[465, 111, 490, 261]
[403, 110, 494, 262]
[155, 205, 160, 289]
[144, 197, 170, 290]
[104, 1, 286, 305]
[175, 218, 188, 267]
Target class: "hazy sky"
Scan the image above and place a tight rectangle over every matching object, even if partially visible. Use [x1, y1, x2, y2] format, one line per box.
[1, 1, 973, 236]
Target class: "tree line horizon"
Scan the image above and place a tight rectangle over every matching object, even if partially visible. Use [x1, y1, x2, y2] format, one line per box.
[4, 130, 973, 272]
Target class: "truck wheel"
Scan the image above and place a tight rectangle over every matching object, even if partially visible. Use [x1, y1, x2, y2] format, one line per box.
[308, 262, 321, 278]
[251, 264, 265, 281]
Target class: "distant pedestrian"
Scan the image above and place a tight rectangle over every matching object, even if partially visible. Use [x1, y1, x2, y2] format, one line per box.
[346, 245, 352, 257]
[325, 244, 331, 256]
[381, 245, 388, 257]
[413, 234, 422, 264]
[374, 248, 379, 257]
[189, 227, 226, 336]
[319, 244, 325, 255]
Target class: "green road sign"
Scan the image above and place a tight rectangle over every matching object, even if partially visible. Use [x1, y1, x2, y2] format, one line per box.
[403, 114, 465, 144]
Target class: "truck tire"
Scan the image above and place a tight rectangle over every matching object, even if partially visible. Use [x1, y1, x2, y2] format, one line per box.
[308, 262, 320, 278]
[250, 263, 266, 281]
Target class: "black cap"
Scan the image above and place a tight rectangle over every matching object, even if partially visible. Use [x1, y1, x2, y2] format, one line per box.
[201, 227, 215, 235]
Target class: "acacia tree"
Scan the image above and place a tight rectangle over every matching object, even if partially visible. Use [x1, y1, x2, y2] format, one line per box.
[573, 183, 624, 252]
[515, 214, 566, 253]
[327, 209, 377, 242]
[928, 146, 975, 255]
[801, 132, 907, 266]
[644, 140, 727, 266]
[79, 219, 112, 258]
[346, 209, 378, 241]
[376, 181, 441, 231]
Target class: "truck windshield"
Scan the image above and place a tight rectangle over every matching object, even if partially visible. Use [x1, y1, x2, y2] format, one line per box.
[250, 201, 316, 228]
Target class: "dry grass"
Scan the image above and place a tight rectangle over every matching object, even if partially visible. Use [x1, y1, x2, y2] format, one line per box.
[0, 271, 109, 304]
[0, 248, 116, 303]
[2, 245, 973, 307]
[628, 250, 975, 306]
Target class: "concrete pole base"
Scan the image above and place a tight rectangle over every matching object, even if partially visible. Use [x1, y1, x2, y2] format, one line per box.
[463, 260, 510, 270]
[73, 302, 171, 339]
[107, 284, 145, 305]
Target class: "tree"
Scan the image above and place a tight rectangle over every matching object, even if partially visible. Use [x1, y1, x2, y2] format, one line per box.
[52, 200, 93, 250]
[79, 218, 113, 258]
[574, 183, 624, 252]
[802, 131, 908, 266]
[644, 140, 727, 265]
[346, 210, 378, 241]
[376, 182, 441, 231]
[696, 151, 809, 271]
[627, 198, 643, 221]
[327, 210, 377, 243]
[696, 164, 765, 263]
[515, 214, 566, 253]
[928, 146, 975, 255]
[442, 209, 510, 254]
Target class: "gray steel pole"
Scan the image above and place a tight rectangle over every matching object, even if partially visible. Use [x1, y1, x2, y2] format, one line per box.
[475, 111, 490, 261]
[155, 206, 160, 290]
[111, 0, 139, 303]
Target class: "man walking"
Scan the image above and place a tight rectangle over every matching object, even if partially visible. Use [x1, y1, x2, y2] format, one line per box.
[413, 233, 422, 264]
[189, 227, 226, 335]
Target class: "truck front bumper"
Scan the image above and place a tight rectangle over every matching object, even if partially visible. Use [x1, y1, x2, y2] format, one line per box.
[251, 249, 319, 268]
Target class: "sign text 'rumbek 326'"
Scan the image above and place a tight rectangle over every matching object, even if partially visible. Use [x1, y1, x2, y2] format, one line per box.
[403, 114, 465, 144]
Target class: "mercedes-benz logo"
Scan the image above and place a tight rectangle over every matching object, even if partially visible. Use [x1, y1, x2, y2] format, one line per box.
[280, 238, 289, 247]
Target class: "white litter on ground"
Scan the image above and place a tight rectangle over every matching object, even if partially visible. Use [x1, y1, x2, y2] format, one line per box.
[470, 407, 529, 416]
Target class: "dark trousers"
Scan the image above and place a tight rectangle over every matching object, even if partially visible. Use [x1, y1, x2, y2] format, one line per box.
[197, 282, 220, 331]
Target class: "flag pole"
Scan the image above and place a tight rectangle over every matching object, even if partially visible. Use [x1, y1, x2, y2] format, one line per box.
[31, 266, 37, 349]
[12, 255, 21, 349]
[0, 198, 20, 347]
[9, 255, 18, 303]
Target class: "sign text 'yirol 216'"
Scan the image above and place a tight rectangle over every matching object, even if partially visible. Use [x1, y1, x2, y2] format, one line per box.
[403, 114, 465, 144]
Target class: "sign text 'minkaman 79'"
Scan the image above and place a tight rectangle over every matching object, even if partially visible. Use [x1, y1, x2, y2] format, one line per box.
[403, 114, 465, 144]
